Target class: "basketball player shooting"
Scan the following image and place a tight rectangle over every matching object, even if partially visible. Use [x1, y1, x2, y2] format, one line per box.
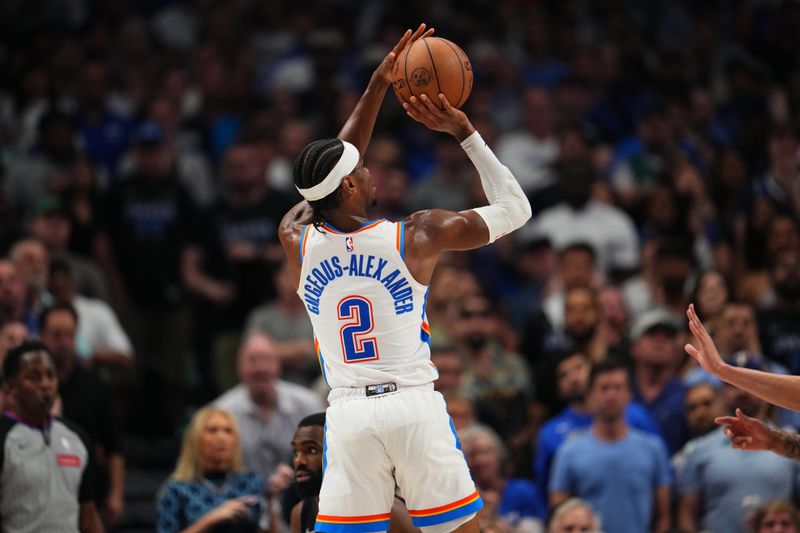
[279, 23, 531, 533]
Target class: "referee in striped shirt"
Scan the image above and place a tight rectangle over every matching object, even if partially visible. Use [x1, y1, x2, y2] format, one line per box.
[0, 340, 103, 532]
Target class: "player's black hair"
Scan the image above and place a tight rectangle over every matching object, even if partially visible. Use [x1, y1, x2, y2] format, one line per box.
[293, 139, 347, 230]
[298, 412, 326, 428]
[2, 340, 52, 381]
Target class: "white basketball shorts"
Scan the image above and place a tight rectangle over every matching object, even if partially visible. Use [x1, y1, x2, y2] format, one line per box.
[315, 383, 482, 533]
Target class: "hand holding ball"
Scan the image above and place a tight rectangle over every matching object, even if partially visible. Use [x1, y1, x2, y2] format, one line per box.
[392, 37, 473, 109]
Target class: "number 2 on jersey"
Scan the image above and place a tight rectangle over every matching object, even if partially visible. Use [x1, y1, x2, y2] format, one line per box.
[338, 296, 379, 363]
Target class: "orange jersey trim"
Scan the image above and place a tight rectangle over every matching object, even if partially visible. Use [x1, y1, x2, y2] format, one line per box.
[408, 491, 481, 517]
[316, 513, 392, 524]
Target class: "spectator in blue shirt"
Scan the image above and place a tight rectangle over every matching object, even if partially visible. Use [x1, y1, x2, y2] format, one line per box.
[550, 359, 672, 533]
[630, 308, 691, 454]
[534, 350, 662, 500]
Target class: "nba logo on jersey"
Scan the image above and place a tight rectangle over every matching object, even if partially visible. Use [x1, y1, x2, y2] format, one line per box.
[345, 236, 354, 252]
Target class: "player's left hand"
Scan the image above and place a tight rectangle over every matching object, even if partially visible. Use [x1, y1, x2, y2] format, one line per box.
[685, 303, 726, 377]
[375, 23, 434, 85]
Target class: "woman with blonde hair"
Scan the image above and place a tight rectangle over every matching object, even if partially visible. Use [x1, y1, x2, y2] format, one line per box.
[750, 500, 800, 533]
[156, 406, 268, 533]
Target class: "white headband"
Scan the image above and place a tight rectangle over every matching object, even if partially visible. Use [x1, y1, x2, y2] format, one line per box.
[296, 141, 360, 201]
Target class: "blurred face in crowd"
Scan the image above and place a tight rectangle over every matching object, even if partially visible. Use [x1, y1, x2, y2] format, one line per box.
[716, 303, 757, 355]
[0, 261, 26, 313]
[29, 212, 71, 251]
[632, 326, 680, 368]
[0, 322, 28, 361]
[12, 240, 48, 292]
[559, 247, 595, 290]
[463, 431, 502, 487]
[758, 510, 799, 533]
[134, 143, 171, 178]
[772, 251, 800, 303]
[684, 383, 722, 436]
[767, 215, 800, 257]
[223, 143, 266, 202]
[588, 368, 630, 422]
[237, 334, 281, 399]
[40, 309, 77, 373]
[49, 269, 76, 303]
[695, 270, 729, 320]
[550, 504, 598, 533]
[8, 351, 58, 424]
[432, 349, 464, 393]
[292, 424, 324, 498]
[598, 285, 628, 331]
[656, 253, 694, 297]
[564, 287, 598, 343]
[723, 383, 767, 418]
[199, 411, 238, 472]
[556, 353, 591, 404]
[445, 395, 476, 433]
[454, 296, 495, 352]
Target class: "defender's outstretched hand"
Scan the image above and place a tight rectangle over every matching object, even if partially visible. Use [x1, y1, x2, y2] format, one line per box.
[403, 94, 475, 141]
[685, 303, 726, 376]
[715, 408, 775, 452]
[375, 24, 434, 85]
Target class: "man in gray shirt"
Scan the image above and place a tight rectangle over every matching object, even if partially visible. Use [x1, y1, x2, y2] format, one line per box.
[0, 341, 103, 533]
[214, 332, 324, 486]
[678, 355, 800, 533]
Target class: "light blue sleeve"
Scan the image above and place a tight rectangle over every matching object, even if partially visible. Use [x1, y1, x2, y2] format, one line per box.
[652, 437, 673, 488]
[549, 444, 573, 494]
[677, 439, 702, 496]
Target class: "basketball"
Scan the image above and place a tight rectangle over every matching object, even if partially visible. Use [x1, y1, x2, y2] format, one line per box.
[392, 37, 473, 109]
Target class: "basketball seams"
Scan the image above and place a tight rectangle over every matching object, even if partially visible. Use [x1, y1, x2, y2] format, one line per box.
[421, 38, 444, 110]
[403, 40, 418, 102]
[439, 38, 466, 108]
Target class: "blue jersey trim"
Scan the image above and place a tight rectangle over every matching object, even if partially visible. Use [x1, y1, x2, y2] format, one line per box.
[298, 224, 310, 265]
[315, 520, 391, 533]
[449, 417, 462, 451]
[399, 221, 406, 259]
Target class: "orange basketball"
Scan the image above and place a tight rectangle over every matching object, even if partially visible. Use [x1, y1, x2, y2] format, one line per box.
[392, 37, 473, 109]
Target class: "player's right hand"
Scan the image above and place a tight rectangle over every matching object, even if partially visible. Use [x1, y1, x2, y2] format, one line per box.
[403, 94, 475, 142]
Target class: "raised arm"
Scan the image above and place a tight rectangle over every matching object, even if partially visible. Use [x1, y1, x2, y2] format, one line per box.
[338, 24, 433, 153]
[686, 304, 800, 411]
[402, 94, 532, 284]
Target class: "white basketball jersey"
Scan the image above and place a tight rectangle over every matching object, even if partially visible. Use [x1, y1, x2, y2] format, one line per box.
[297, 219, 437, 388]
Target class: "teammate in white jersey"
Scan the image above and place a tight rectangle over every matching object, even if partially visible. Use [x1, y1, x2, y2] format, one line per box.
[279, 24, 531, 533]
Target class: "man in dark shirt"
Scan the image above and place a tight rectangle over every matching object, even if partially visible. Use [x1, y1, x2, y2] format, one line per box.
[40, 303, 124, 529]
[758, 250, 800, 373]
[0, 340, 103, 532]
[183, 139, 293, 396]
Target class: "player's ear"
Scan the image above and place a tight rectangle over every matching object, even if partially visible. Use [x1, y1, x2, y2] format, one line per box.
[341, 174, 358, 196]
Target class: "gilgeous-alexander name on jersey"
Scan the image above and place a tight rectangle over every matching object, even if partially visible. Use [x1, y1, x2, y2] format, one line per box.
[297, 219, 437, 389]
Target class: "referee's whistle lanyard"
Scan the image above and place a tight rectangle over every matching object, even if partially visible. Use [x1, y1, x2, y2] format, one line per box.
[3, 410, 54, 445]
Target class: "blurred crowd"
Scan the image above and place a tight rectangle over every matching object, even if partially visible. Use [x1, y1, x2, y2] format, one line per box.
[2, 0, 800, 531]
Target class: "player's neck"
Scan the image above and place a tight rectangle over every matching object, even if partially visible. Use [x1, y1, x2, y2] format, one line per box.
[324, 208, 370, 233]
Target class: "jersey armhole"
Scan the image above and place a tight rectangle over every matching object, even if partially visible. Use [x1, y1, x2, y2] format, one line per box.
[298, 224, 311, 265]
